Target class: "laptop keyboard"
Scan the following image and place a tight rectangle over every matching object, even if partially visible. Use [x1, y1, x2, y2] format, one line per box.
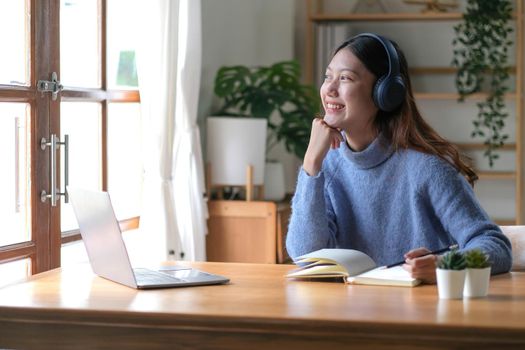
[133, 268, 184, 285]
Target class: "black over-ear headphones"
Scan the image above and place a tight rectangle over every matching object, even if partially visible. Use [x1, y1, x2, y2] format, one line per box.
[354, 33, 406, 112]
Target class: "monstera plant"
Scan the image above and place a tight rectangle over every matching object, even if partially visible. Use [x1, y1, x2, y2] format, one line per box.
[452, 0, 513, 167]
[213, 60, 320, 159]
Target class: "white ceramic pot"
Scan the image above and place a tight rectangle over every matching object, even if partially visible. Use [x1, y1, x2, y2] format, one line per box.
[464, 267, 491, 298]
[436, 268, 466, 299]
[263, 161, 286, 201]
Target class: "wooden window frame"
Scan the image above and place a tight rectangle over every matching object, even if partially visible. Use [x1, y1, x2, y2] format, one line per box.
[0, 0, 141, 269]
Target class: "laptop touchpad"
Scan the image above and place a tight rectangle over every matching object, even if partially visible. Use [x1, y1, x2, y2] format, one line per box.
[162, 269, 222, 281]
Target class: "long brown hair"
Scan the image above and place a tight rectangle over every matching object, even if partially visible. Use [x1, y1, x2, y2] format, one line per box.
[335, 35, 478, 185]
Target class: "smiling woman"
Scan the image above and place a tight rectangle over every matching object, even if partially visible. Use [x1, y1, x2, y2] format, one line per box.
[286, 33, 512, 285]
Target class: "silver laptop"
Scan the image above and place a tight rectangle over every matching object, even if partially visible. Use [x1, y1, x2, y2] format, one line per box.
[68, 187, 229, 289]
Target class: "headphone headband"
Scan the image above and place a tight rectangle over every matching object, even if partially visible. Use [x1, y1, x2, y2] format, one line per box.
[354, 33, 400, 77]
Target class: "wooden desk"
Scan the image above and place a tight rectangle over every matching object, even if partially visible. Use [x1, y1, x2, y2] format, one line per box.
[1, 262, 525, 349]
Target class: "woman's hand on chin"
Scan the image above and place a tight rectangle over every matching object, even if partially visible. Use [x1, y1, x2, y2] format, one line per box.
[303, 118, 343, 176]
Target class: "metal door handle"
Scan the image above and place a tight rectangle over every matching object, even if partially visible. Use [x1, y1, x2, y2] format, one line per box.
[40, 134, 69, 206]
[58, 134, 69, 203]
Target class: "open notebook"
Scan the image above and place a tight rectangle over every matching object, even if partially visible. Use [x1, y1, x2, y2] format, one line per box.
[286, 248, 421, 287]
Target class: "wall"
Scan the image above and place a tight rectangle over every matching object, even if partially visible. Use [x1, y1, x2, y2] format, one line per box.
[199, 0, 299, 194]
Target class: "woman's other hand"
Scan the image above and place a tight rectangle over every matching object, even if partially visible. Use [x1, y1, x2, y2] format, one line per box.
[402, 247, 438, 284]
[303, 118, 343, 176]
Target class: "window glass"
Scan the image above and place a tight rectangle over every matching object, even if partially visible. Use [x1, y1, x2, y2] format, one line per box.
[60, 0, 100, 87]
[0, 103, 31, 246]
[0, 0, 30, 85]
[107, 0, 138, 89]
[60, 102, 102, 232]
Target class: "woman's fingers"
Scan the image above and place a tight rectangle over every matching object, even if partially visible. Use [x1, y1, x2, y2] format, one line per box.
[320, 120, 343, 149]
[403, 263, 437, 284]
[308, 118, 342, 152]
[331, 132, 342, 149]
[404, 247, 431, 259]
[402, 253, 438, 284]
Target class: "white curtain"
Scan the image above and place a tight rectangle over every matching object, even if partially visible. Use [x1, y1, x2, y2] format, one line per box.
[135, 0, 207, 262]
[172, 0, 207, 261]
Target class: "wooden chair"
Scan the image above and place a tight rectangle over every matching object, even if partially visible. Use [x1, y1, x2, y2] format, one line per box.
[499, 226, 525, 271]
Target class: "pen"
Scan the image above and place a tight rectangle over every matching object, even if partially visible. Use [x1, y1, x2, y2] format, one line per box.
[384, 244, 459, 269]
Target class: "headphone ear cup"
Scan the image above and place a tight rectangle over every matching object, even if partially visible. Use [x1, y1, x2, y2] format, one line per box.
[373, 75, 406, 112]
[373, 75, 387, 111]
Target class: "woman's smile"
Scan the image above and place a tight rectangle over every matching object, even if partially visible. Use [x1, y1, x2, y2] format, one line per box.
[324, 102, 346, 116]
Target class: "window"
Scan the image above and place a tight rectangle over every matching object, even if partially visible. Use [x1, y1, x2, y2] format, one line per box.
[0, 0, 142, 276]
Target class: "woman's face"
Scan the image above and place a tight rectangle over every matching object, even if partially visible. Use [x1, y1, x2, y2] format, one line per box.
[320, 48, 378, 132]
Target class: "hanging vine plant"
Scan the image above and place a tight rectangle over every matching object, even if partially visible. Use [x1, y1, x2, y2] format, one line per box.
[452, 0, 513, 167]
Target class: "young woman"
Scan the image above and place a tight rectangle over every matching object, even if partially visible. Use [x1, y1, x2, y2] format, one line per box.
[286, 33, 512, 283]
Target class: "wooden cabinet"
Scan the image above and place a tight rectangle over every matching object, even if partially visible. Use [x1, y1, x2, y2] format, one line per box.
[206, 200, 292, 264]
[304, 0, 524, 224]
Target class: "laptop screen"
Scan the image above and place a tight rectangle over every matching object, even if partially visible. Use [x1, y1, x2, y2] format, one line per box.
[68, 187, 137, 288]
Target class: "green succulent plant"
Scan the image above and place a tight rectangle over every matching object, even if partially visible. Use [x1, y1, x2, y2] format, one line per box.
[465, 249, 491, 269]
[437, 249, 467, 270]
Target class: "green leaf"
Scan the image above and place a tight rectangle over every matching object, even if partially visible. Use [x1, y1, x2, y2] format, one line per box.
[214, 66, 251, 98]
[453, 0, 512, 168]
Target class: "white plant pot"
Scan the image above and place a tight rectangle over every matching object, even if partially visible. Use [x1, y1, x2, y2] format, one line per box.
[464, 267, 491, 298]
[436, 268, 466, 299]
[263, 161, 286, 201]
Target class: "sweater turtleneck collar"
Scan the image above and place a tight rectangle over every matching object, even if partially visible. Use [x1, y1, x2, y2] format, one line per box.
[340, 133, 394, 169]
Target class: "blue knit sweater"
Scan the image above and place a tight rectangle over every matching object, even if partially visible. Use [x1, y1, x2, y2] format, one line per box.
[286, 134, 512, 274]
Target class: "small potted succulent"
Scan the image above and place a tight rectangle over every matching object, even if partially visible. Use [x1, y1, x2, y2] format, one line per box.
[464, 249, 491, 298]
[436, 249, 467, 299]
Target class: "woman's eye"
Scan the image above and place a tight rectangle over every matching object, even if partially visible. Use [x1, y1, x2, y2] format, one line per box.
[323, 74, 331, 81]
[340, 75, 352, 81]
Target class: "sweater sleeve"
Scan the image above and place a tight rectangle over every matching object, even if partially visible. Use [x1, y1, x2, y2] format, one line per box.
[285, 168, 338, 259]
[425, 159, 512, 274]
